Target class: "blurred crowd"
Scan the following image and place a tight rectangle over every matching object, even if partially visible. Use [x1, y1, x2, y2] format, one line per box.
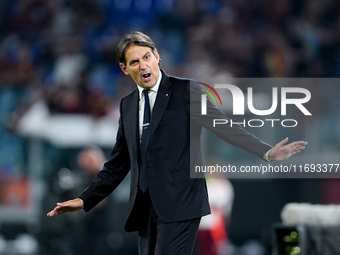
[0, 0, 339, 118]
[0, 0, 339, 127]
[1, 0, 340, 104]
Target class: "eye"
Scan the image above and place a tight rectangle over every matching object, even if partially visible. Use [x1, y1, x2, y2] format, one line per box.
[129, 60, 137, 66]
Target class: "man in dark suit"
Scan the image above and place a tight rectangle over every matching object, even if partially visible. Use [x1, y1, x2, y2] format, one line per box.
[47, 31, 307, 255]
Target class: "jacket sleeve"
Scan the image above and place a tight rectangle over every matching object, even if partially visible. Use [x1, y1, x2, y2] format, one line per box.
[79, 101, 131, 212]
[186, 80, 272, 159]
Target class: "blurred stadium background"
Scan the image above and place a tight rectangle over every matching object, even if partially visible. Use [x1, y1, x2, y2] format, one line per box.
[0, 0, 340, 254]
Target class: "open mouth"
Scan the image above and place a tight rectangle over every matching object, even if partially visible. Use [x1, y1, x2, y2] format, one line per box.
[142, 73, 151, 79]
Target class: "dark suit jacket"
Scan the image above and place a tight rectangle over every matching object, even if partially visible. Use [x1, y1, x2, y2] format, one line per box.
[79, 70, 272, 232]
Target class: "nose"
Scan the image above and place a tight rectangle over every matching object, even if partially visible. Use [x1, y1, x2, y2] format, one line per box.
[140, 59, 147, 70]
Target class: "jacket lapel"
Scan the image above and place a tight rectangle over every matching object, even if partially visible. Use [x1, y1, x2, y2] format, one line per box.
[148, 70, 172, 140]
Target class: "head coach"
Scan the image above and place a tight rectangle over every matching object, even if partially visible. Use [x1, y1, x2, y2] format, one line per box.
[48, 31, 307, 255]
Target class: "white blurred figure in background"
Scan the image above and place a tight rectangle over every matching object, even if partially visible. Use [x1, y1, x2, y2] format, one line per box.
[195, 175, 234, 255]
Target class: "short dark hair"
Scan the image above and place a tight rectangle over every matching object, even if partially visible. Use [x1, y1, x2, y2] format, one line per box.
[116, 31, 157, 65]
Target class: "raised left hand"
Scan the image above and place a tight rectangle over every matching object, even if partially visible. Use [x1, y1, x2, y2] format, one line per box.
[268, 137, 308, 161]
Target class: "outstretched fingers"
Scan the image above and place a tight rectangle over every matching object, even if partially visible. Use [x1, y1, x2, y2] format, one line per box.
[289, 141, 308, 155]
[47, 198, 84, 217]
[269, 138, 308, 161]
[47, 204, 63, 217]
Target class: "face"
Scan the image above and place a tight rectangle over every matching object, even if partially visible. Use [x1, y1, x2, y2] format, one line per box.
[119, 45, 160, 89]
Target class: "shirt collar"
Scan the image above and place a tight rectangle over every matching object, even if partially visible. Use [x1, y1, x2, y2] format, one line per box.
[137, 70, 162, 98]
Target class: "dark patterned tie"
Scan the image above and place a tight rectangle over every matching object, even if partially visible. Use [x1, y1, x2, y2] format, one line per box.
[139, 89, 150, 192]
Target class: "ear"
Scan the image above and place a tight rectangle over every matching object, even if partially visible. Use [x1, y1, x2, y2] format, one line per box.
[154, 49, 160, 64]
[119, 63, 129, 75]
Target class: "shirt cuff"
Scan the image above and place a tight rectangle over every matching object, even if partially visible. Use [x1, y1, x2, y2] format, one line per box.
[78, 198, 85, 207]
[263, 149, 272, 162]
